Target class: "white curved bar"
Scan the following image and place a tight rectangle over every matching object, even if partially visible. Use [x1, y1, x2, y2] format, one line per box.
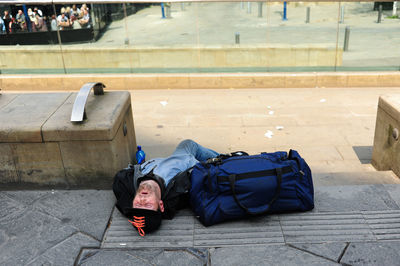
[70, 82, 105, 122]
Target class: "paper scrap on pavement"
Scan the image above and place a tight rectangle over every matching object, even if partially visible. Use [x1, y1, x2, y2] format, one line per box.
[268, 111, 274, 115]
[267, 106, 271, 109]
[264, 130, 274, 138]
[119, 243, 127, 246]
[320, 99, 326, 103]
[160, 101, 168, 106]
[276, 126, 284, 130]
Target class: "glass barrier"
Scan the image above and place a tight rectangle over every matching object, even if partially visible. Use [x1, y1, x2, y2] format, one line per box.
[0, 1, 399, 74]
[337, 1, 400, 71]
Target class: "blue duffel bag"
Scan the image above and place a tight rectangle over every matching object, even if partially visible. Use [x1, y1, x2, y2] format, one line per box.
[190, 150, 314, 226]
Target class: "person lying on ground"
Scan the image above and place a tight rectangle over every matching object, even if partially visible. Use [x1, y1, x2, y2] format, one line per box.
[113, 139, 219, 236]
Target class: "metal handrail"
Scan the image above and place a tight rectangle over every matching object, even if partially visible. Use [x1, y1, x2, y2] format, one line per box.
[70, 82, 105, 122]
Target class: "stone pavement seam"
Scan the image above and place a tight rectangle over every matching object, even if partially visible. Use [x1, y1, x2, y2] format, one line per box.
[286, 243, 342, 264]
[25, 231, 100, 266]
[337, 242, 351, 265]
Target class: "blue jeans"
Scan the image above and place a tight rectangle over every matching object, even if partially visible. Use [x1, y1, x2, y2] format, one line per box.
[172, 139, 219, 161]
[141, 139, 219, 185]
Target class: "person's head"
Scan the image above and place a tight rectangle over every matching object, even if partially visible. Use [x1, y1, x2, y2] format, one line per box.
[4, 10, 8, 15]
[18, 10, 22, 15]
[83, 9, 88, 15]
[126, 179, 165, 236]
[132, 180, 164, 212]
[72, 4, 77, 10]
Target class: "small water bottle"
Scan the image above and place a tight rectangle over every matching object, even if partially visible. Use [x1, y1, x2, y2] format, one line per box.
[136, 145, 146, 164]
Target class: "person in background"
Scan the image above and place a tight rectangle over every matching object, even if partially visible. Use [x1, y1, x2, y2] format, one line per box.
[9, 17, 19, 33]
[50, 15, 57, 31]
[70, 4, 80, 21]
[28, 8, 36, 32]
[57, 12, 70, 30]
[0, 16, 5, 34]
[15, 10, 27, 31]
[79, 4, 89, 19]
[78, 8, 90, 28]
[34, 7, 43, 17]
[35, 13, 47, 32]
[2, 10, 12, 34]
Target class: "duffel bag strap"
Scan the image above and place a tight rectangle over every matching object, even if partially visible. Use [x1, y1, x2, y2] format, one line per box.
[228, 168, 283, 215]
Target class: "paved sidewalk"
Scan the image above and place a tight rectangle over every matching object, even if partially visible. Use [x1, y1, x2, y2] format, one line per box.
[2, 185, 400, 265]
[1, 87, 400, 265]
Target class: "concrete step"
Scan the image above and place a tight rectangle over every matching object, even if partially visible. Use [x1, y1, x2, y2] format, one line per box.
[313, 171, 400, 186]
[102, 184, 400, 248]
[309, 160, 377, 173]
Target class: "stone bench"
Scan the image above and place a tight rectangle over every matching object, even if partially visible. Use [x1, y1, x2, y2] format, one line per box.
[0, 83, 136, 188]
[372, 95, 400, 177]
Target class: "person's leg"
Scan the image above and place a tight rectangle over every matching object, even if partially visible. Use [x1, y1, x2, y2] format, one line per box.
[172, 139, 219, 161]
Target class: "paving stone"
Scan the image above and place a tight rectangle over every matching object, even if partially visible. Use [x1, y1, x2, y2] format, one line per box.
[0, 210, 77, 265]
[0, 192, 27, 224]
[4, 190, 50, 206]
[281, 212, 375, 243]
[383, 184, 400, 208]
[193, 215, 284, 247]
[210, 245, 339, 265]
[314, 185, 399, 212]
[363, 210, 400, 241]
[27, 233, 100, 266]
[33, 190, 115, 240]
[289, 242, 348, 262]
[341, 241, 400, 265]
[77, 248, 208, 265]
[103, 208, 194, 248]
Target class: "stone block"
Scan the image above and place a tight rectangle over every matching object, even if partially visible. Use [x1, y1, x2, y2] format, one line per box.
[11, 142, 67, 186]
[372, 95, 400, 177]
[0, 90, 136, 187]
[0, 93, 71, 142]
[0, 145, 18, 183]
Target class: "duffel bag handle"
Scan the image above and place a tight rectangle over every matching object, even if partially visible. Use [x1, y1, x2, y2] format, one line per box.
[228, 168, 282, 215]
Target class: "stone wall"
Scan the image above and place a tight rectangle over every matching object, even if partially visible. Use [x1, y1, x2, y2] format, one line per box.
[0, 45, 341, 70]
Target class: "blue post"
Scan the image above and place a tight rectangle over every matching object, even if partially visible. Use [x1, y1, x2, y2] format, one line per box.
[161, 3, 166, 19]
[283, 2, 288, 21]
[22, 5, 31, 32]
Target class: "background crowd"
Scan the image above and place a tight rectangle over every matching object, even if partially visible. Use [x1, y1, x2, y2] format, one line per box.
[0, 4, 91, 34]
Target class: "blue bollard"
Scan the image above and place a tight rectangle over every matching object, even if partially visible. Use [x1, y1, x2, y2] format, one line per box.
[161, 3, 166, 19]
[283, 2, 288, 21]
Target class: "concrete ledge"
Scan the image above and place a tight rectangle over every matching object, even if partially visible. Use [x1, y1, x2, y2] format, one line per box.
[2, 72, 400, 91]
